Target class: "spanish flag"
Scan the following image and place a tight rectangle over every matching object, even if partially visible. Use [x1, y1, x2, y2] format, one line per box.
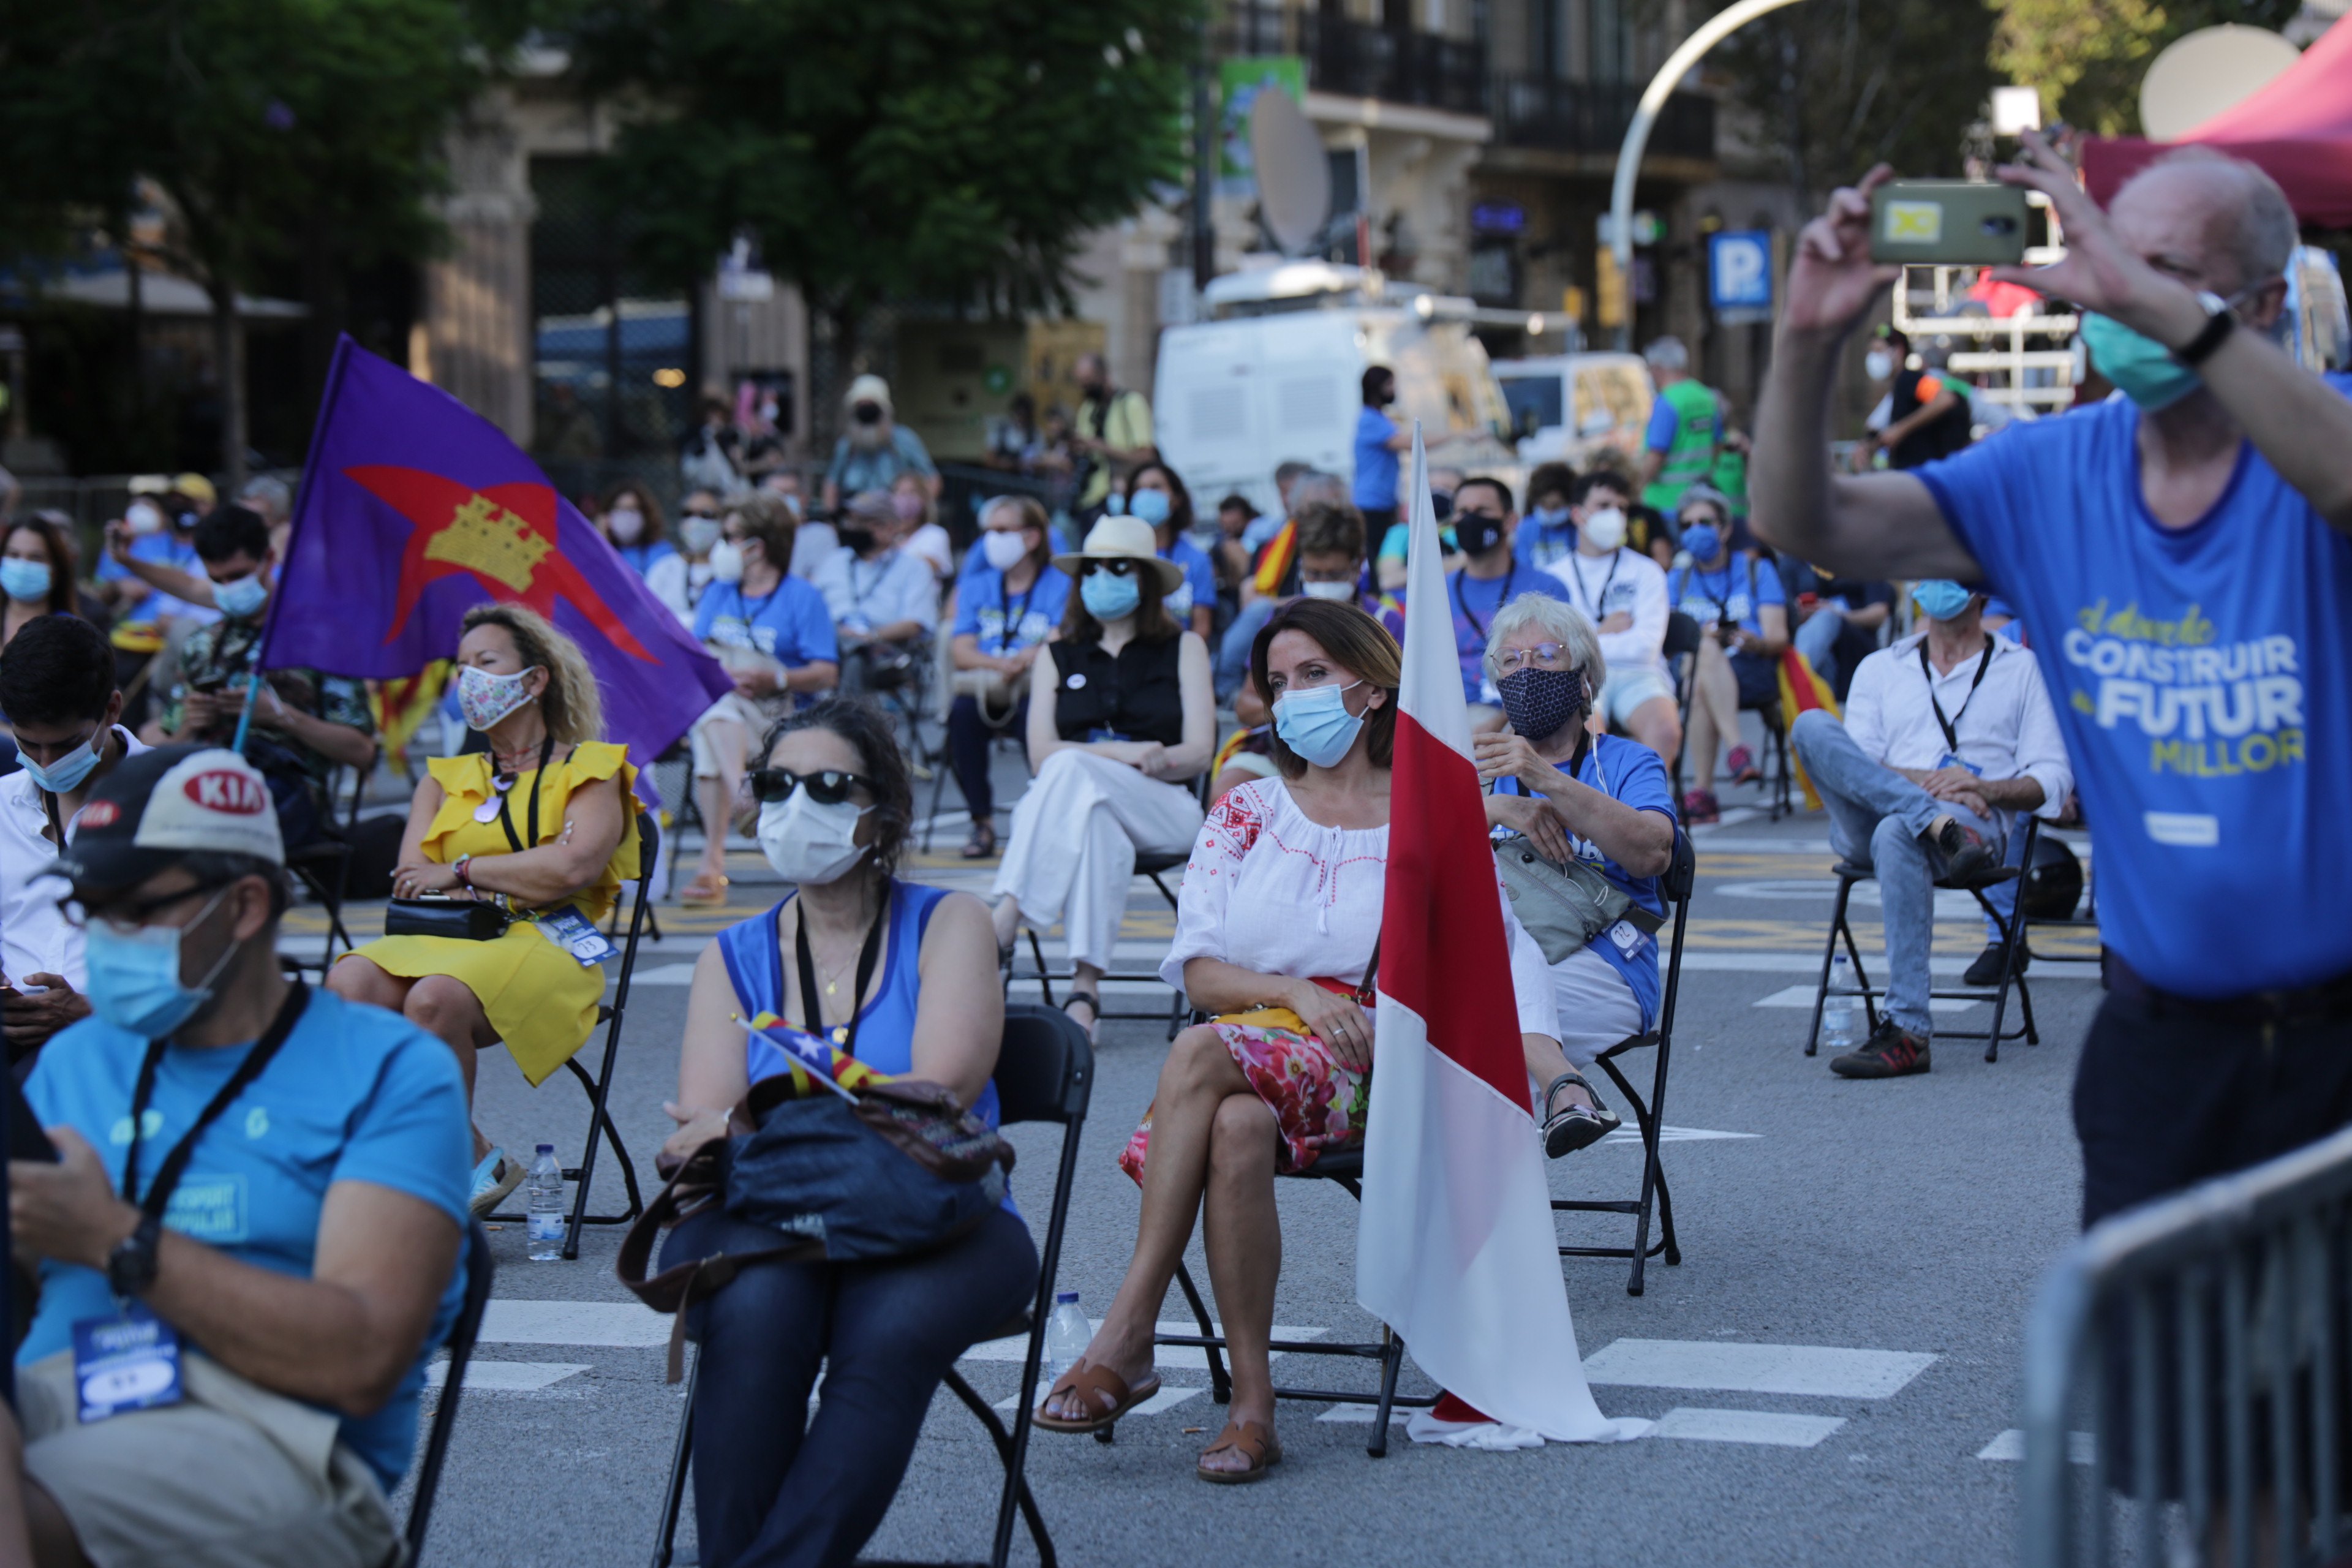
[1776, 647, 1841, 811]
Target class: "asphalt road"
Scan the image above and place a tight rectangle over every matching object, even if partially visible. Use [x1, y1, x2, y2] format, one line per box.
[302, 742, 2104, 1568]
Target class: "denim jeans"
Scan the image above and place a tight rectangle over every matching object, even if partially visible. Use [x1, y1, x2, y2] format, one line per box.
[1216, 597, 1277, 703]
[946, 695, 1027, 824]
[1790, 709, 2002, 1037]
[665, 1207, 1038, 1568]
[1795, 608, 1844, 690]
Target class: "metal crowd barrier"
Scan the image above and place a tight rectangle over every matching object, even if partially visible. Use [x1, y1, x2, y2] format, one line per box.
[2021, 1121, 2352, 1567]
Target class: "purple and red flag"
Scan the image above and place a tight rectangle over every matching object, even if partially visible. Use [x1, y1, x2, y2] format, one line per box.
[259, 336, 731, 767]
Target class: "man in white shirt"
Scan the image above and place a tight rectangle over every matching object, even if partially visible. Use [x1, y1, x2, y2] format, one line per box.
[1790, 580, 2071, 1079]
[810, 492, 941, 695]
[0, 614, 151, 1062]
[1540, 472, 1680, 766]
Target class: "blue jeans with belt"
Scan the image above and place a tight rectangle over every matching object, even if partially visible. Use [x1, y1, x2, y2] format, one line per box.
[665, 1206, 1038, 1568]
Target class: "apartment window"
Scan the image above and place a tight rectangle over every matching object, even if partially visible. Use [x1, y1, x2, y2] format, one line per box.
[1589, 0, 1630, 83]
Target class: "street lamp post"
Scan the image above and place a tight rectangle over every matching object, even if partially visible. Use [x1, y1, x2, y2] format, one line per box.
[1609, 0, 1811, 350]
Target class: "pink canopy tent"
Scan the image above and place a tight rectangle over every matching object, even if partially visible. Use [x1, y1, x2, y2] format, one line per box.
[2082, 15, 2352, 227]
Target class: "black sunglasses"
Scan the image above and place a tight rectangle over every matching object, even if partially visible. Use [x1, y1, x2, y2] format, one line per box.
[748, 767, 869, 806]
[1082, 559, 1137, 578]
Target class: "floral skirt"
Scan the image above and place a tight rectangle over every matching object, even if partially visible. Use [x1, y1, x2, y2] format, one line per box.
[1117, 1020, 1371, 1185]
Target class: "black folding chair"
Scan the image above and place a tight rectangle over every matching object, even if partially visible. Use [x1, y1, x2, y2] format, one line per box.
[1743, 695, 1795, 821]
[405, 1220, 496, 1566]
[921, 720, 1022, 855]
[1551, 826, 1696, 1296]
[487, 810, 655, 1257]
[1662, 611, 1705, 806]
[650, 1003, 1095, 1568]
[286, 760, 371, 972]
[1011, 850, 1189, 1039]
[1803, 813, 2043, 1065]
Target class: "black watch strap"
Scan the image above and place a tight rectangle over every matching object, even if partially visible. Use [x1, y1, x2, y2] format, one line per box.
[105, 1212, 163, 1298]
[2175, 305, 2236, 368]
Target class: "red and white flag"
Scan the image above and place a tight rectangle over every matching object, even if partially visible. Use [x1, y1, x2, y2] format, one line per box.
[1357, 426, 1648, 1444]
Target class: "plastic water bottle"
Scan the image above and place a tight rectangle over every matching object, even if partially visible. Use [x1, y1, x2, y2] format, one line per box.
[526, 1144, 565, 1261]
[1822, 956, 1858, 1052]
[1042, 1292, 1090, 1386]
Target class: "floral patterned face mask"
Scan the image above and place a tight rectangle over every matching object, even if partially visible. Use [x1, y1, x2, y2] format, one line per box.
[457, 664, 540, 732]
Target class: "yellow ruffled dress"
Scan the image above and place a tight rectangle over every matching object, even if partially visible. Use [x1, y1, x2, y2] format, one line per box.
[352, 741, 639, 1086]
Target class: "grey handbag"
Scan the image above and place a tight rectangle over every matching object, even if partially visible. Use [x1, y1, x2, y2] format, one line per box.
[1493, 833, 1662, 965]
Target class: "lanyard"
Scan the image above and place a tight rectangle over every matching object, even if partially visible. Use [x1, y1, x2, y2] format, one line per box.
[1686, 563, 1738, 620]
[1918, 636, 1996, 755]
[1562, 551, 1621, 623]
[1452, 563, 1518, 642]
[496, 736, 559, 855]
[848, 556, 892, 614]
[121, 981, 309, 1215]
[994, 573, 1036, 655]
[791, 890, 889, 1056]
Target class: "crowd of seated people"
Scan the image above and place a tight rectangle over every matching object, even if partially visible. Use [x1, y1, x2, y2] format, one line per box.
[1664, 485, 1788, 824]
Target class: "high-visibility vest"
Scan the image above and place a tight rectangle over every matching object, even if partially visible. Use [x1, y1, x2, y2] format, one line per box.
[1642, 379, 1721, 511]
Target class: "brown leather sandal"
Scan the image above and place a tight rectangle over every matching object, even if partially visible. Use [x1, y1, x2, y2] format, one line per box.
[1032, 1359, 1163, 1434]
[1196, 1419, 1283, 1483]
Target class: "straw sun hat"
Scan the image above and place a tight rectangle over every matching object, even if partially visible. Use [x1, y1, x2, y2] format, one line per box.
[1050, 514, 1184, 594]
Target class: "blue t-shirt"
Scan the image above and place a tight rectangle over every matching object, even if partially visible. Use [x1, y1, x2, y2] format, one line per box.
[1916, 378, 2352, 996]
[99, 533, 214, 625]
[20, 990, 472, 1491]
[951, 565, 1070, 656]
[693, 577, 840, 668]
[1515, 516, 1578, 571]
[1161, 536, 1216, 624]
[618, 540, 680, 579]
[1667, 557, 1784, 637]
[1354, 407, 1401, 510]
[1447, 563, 1532, 706]
[1644, 396, 1723, 454]
[1493, 733, 1674, 1028]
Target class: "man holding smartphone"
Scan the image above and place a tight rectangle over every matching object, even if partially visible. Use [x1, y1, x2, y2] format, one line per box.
[1752, 134, 2352, 1228]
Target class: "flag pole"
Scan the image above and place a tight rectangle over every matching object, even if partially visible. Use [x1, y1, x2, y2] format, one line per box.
[234, 333, 356, 756]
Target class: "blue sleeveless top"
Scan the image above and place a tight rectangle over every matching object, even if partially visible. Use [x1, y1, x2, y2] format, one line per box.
[715, 879, 1002, 1133]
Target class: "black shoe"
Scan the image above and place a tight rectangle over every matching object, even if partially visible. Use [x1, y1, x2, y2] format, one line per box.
[1962, 942, 2027, 987]
[1830, 1019, 1931, 1079]
[1542, 1071, 1622, 1157]
[1932, 818, 1997, 882]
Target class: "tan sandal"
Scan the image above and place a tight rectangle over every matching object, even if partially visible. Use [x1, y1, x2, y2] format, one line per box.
[1032, 1359, 1161, 1434]
[677, 870, 729, 907]
[1196, 1419, 1282, 1483]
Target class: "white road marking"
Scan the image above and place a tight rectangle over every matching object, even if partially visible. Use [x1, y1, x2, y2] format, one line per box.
[1597, 1125, 1760, 1145]
[1979, 1429, 2096, 1463]
[1646, 1408, 1847, 1448]
[1679, 952, 2095, 978]
[1582, 1340, 1937, 1400]
[428, 1360, 591, 1392]
[634, 963, 700, 985]
[480, 1300, 670, 1348]
[990, 1384, 1205, 1416]
[1752, 983, 1983, 1013]
[960, 1321, 1327, 1370]
[1316, 1404, 1411, 1423]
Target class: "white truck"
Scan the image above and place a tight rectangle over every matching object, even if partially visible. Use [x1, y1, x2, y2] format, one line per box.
[1491, 352, 1656, 472]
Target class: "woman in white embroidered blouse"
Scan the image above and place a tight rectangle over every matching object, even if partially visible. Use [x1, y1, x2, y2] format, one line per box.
[1031, 598, 1580, 1483]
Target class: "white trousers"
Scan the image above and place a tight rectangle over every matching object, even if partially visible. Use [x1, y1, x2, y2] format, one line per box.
[1550, 944, 1645, 1065]
[991, 748, 1203, 973]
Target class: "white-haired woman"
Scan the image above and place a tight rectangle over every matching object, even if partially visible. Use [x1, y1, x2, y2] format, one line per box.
[1474, 592, 1678, 1155]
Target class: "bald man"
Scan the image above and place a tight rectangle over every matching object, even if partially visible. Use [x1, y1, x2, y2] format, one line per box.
[1752, 137, 2352, 1230]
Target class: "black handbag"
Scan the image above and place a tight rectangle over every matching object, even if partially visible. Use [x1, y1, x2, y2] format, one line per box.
[383, 895, 511, 941]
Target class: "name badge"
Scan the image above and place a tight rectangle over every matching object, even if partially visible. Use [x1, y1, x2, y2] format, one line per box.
[1607, 919, 1645, 957]
[73, 1306, 183, 1423]
[537, 907, 619, 967]
[1934, 752, 1985, 778]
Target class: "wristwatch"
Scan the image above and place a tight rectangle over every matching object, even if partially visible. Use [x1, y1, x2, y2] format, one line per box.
[105, 1212, 162, 1298]
[2172, 290, 2237, 368]
[452, 853, 473, 889]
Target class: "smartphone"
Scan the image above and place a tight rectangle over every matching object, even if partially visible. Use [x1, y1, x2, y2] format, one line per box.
[1869, 181, 2030, 266]
[4, 1071, 56, 1163]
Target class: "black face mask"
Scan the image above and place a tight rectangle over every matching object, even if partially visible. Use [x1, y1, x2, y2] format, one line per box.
[838, 524, 877, 554]
[1431, 490, 1455, 523]
[852, 402, 883, 426]
[1453, 513, 1505, 559]
[1498, 665, 1590, 745]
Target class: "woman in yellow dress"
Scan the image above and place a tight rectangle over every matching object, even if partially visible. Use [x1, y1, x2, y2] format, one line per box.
[330, 603, 638, 1213]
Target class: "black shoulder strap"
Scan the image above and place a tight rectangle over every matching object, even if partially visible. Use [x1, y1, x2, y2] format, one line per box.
[793, 888, 890, 1057]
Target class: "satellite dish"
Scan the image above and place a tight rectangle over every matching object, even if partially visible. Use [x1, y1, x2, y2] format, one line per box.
[2140, 24, 2300, 141]
[1250, 88, 1332, 258]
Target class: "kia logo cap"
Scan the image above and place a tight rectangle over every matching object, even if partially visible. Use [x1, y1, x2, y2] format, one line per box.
[53, 745, 285, 894]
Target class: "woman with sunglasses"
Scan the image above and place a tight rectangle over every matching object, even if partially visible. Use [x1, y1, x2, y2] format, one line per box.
[331, 604, 640, 1215]
[1663, 486, 1788, 824]
[987, 514, 1215, 1041]
[660, 698, 1034, 1568]
[946, 496, 1066, 859]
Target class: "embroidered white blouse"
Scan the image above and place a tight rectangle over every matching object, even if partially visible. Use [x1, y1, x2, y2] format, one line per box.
[1160, 777, 1561, 1040]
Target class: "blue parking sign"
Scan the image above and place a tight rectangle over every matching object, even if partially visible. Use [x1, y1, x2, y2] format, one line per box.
[1709, 230, 1773, 315]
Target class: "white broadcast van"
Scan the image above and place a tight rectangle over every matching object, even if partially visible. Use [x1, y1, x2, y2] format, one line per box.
[1152, 262, 1522, 518]
[1491, 352, 1656, 472]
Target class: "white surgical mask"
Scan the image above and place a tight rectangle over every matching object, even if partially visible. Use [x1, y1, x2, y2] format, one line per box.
[1579, 507, 1627, 553]
[980, 530, 1028, 572]
[709, 540, 747, 584]
[758, 788, 870, 884]
[1300, 579, 1355, 601]
[608, 507, 645, 545]
[126, 501, 165, 537]
[1864, 349, 1896, 382]
[679, 517, 723, 556]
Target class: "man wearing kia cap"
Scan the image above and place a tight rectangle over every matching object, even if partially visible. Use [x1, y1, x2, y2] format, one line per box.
[0, 745, 470, 1566]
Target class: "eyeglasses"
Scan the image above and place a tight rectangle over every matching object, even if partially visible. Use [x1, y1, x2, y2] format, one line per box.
[1491, 643, 1575, 676]
[63, 880, 228, 932]
[1081, 559, 1137, 578]
[748, 767, 869, 806]
[682, 506, 722, 520]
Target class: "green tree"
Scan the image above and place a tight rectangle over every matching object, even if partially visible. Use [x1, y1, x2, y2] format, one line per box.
[1987, 0, 2303, 137]
[565, 0, 1203, 417]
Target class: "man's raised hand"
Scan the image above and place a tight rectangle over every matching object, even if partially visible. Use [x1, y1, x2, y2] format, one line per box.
[1784, 165, 1902, 339]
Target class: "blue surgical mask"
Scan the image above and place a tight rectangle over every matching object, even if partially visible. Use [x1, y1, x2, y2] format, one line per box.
[83, 886, 238, 1038]
[2079, 312, 2204, 412]
[1273, 679, 1366, 769]
[213, 571, 269, 619]
[1126, 488, 1172, 527]
[1080, 570, 1141, 621]
[21, 728, 104, 795]
[1533, 505, 1572, 530]
[1912, 579, 1975, 622]
[0, 557, 51, 603]
[1680, 524, 1722, 564]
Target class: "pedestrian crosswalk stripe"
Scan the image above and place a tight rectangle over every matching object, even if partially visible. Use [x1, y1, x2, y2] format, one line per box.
[1978, 1428, 2095, 1463]
[1752, 984, 1984, 1012]
[1646, 1408, 1847, 1447]
[960, 1321, 1328, 1370]
[1316, 1404, 1410, 1423]
[1582, 1340, 1937, 1399]
[427, 1359, 590, 1392]
[1599, 1125, 1759, 1145]
[480, 1300, 669, 1348]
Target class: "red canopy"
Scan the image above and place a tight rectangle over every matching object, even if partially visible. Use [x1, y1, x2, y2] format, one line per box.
[2082, 15, 2352, 227]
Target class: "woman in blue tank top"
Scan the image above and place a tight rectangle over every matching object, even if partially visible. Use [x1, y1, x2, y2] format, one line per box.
[659, 699, 1035, 1568]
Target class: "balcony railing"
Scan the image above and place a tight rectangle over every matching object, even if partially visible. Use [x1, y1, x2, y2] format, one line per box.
[1221, 8, 1488, 118]
[1490, 77, 1716, 161]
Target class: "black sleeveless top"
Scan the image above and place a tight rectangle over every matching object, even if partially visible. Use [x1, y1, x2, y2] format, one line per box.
[1047, 635, 1185, 747]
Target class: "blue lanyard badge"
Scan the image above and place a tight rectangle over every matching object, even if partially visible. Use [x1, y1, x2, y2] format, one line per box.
[537, 907, 619, 967]
[73, 1304, 184, 1422]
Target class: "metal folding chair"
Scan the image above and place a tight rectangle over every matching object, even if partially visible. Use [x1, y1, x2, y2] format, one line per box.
[1011, 849, 1189, 1039]
[487, 810, 655, 1257]
[1551, 826, 1697, 1296]
[1662, 611, 1703, 807]
[286, 761, 371, 972]
[650, 1004, 1095, 1568]
[1803, 813, 2043, 1065]
[404, 1221, 496, 1566]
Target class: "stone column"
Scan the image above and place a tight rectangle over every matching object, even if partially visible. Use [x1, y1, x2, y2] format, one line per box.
[421, 100, 535, 445]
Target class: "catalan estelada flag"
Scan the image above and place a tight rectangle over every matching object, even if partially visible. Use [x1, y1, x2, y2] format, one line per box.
[742, 1011, 897, 1099]
[259, 336, 731, 766]
[1776, 647, 1842, 812]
